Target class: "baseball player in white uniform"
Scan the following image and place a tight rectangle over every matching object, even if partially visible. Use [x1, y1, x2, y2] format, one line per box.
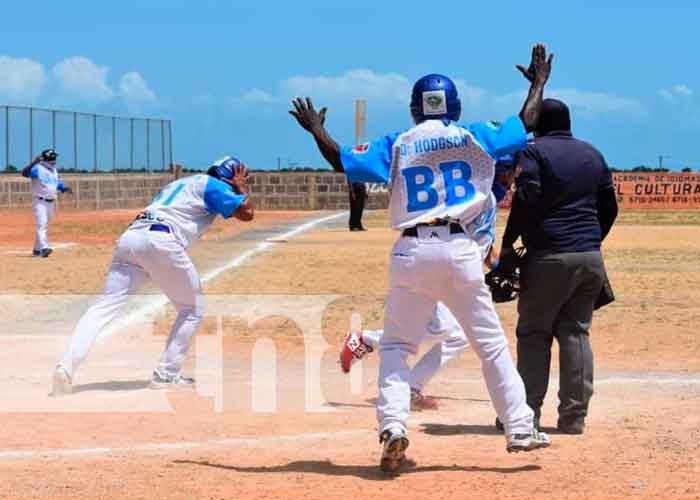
[21, 149, 72, 258]
[291, 44, 554, 473]
[51, 157, 254, 396]
[339, 156, 518, 411]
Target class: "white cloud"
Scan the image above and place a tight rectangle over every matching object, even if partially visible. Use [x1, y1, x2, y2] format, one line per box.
[0, 55, 47, 103]
[658, 84, 693, 102]
[236, 88, 276, 104]
[494, 88, 645, 117]
[118, 71, 156, 109]
[548, 88, 646, 116]
[52, 56, 114, 103]
[281, 69, 412, 102]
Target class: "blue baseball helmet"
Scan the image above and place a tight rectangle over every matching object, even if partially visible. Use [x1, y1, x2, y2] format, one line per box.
[207, 156, 241, 181]
[410, 74, 461, 123]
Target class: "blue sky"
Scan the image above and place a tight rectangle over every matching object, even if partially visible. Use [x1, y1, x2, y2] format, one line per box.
[1, 1, 699, 170]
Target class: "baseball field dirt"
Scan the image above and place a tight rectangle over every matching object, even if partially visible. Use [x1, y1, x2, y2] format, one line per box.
[0, 208, 698, 499]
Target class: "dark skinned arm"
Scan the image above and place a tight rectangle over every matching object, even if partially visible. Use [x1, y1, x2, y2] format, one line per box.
[229, 164, 255, 221]
[597, 186, 618, 241]
[289, 98, 343, 172]
[516, 43, 554, 132]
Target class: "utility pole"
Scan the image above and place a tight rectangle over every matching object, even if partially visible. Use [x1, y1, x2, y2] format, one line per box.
[354, 99, 367, 145]
[658, 154, 671, 170]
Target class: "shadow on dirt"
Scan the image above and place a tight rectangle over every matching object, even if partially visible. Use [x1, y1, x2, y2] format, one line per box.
[71, 380, 150, 393]
[419, 423, 503, 436]
[173, 459, 540, 480]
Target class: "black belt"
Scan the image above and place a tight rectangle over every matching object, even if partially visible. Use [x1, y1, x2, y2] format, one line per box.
[36, 196, 55, 203]
[402, 221, 464, 237]
[149, 224, 171, 233]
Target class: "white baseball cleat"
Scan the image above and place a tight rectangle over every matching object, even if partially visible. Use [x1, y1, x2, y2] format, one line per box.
[379, 428, 410, 474]
[51, 366, 72, 396]
[506, 428, 551, 453]
[149, 369, 196, 390]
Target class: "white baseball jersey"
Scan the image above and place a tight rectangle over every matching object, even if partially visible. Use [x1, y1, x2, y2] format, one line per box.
[27, 162, 66, 200]
[129, 174, 247, 249]
[340, 116, 527, 230]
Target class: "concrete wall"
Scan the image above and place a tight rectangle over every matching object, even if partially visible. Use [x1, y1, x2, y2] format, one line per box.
[0, 171, 392, 211]
[247, 172, 389, 210]
[0, 174, 173, 210]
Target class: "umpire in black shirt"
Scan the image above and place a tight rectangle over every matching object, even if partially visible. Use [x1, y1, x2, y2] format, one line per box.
[501, 98, 618, 434]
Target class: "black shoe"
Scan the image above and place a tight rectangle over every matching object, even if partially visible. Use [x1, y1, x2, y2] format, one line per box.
[557, 418, 585, 434]
[40, 248, 53, 258]
[496, 416, 540, 432]
[349, 226, 367, 232]
[32, 250, 41, 256]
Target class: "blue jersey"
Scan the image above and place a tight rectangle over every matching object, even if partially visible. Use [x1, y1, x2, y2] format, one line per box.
[130, 174, 247, 248]
[340, 116, 527, 230]
[27, 162, 66, 200]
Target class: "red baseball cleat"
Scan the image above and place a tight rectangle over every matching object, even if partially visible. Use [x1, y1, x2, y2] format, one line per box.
[410, 388, 439, 411]
[339, 330, 373, 373]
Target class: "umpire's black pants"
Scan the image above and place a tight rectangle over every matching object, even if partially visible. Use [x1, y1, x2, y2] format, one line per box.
[348, 182, 367, 230]
[516, 250, 605, 425]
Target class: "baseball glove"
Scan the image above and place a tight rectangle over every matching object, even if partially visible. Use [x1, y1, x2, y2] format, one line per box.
[485, 247, 526, 303]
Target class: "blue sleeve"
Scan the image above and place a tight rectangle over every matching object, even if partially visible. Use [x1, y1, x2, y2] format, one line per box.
[340, 132, 399, 183]
[28, 166, 39, 179]
[57, 180, 66, 192]
[464, 116, 527, 159]
[204, 177, 248, 218]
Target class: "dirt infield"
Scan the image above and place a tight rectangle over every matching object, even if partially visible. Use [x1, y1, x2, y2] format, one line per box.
[1, 209, 699, 499]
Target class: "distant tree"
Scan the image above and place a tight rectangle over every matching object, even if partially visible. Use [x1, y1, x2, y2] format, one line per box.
[682, 167, 692, 173]
[5, 164, 18, 173]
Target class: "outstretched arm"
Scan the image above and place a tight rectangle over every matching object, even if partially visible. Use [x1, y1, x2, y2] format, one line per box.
[516, 44, 554, 132]
[289, 97, 343, 172]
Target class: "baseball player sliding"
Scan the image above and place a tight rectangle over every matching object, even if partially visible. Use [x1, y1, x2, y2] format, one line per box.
[21, 149, 72, 258]
[291, 44, 554, 474]
[340, 156, 519, 412]
[51, 157, 254, 396]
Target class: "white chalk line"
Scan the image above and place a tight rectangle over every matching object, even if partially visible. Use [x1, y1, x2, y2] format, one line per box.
[100, 211, 348, 340]
[0, 415, 445, 462]
[0, 429, 369, 462]
[447, 374, 700, 386]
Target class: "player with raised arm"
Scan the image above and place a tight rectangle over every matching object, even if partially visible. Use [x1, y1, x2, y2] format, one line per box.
[21, 149, 72, 258]
[291, 44, 553, 474]
[340, 155, 519, 412]
[51, 157, 254, 396]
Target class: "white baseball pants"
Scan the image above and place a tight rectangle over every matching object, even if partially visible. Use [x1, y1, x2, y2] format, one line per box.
[377, 225, 534, 436]
[58, 227, 204, 379]
[32, 198, 55, 251]
[362, 301, 469, 392]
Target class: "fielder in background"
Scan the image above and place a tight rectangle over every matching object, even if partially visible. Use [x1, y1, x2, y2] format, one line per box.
[51, 156, 254, 396]
[21, 149, 72, 258]
[348, 181, 368, 231]
[500, 98, 618, 435]
[340, 155, 520, 412]
[291, 43, 554, 474]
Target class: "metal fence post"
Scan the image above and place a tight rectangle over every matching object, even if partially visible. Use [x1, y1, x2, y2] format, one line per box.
[29, 107, 33, 163]
[73, 112, 78, 170]
[146, 118, 151, 173]
[93, 114, 98, 173]
[168, 120, 173, 170]
[4, 107, 8, 170]
[130, 118, 134, 171]
[51, 110, 56, 149]
[161, 120, 166, 171]
[112, 116, 116, 172]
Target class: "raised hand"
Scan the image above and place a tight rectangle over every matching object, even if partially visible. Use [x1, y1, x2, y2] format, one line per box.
[289, 97, 328, 133]
[231, 163, 250, 194]
[516, 43, 553, 85]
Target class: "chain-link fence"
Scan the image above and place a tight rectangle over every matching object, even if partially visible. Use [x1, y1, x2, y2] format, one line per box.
[0, 106, 173, 173]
